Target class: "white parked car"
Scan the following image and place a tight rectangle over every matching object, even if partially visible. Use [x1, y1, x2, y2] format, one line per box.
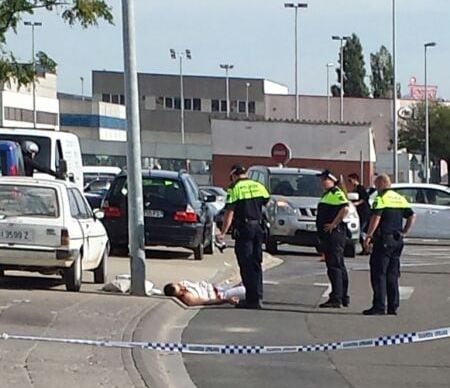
[0, 177, 109, 291]
[370, 183, 450, 240]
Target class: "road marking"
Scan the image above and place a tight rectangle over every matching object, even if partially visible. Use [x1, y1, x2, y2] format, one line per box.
[399, 286, 414, 300]
[313, 282, 332, 298]
[263, 280, 279, 285]
[224, 327, 258, 333]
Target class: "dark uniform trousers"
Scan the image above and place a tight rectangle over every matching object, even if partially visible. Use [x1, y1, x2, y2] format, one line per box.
[370, 234, 403, 311]
[234, 221, 264, 304]
[320, 226, 349, 304]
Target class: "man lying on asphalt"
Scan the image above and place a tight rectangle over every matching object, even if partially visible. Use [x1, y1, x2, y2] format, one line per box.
[164, 280, 246, 306]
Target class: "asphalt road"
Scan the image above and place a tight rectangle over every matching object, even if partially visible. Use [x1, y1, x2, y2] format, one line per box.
[182, 244, 450, 388]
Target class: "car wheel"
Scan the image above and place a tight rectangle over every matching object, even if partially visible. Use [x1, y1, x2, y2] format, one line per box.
[94, 246, 108, 284]
[266, 236, 278, 254]
[64, 252, 82, 292]
[0, 268, 4, 277]
[193, 242, 204, 260]
[204, 223, 216, 255]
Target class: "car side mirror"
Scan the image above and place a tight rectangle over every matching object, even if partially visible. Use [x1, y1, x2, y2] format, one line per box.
[347, 192, 359, 201]
[204, 194, 216, 203]
[93, 209, 105, 220]
[58, 159, 68, 175]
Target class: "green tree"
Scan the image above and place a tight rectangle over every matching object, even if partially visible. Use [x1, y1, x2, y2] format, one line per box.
[370, 45, 393, 98]
[399, 102, 450, 184]
[332, 33, 369, 98]
[0, 0, 113, 86]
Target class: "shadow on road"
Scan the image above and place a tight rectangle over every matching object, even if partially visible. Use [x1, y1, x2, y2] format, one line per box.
[112, 248, 193, 260]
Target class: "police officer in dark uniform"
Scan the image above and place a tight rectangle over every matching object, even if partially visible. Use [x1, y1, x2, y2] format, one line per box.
[363, 173, 416, 315]
[22, 141, 59, 178]
[217, 164, 269, 309]
[316, 170, 350, 308]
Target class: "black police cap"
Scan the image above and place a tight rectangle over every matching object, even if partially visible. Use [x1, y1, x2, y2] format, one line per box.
[316, 169, 338, 183]
[230, 164, 246, 176]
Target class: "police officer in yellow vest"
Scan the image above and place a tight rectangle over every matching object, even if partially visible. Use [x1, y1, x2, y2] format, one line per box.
[218, 164, 270, 309]
[316, 170, 350, 308]
[363, 174, 416, 315]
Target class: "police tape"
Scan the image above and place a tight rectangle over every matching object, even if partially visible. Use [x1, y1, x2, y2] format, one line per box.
[1, 326, 449, 355]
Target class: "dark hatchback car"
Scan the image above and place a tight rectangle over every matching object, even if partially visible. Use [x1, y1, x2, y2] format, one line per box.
[101, 170, 216, 260]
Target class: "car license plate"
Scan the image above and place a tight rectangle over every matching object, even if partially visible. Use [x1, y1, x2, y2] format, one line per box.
[305, 223, 317, 232]
[0, 228, 34, 242]
[144, 209, 164, 218]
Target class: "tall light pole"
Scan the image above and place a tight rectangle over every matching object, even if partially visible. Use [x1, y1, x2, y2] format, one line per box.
[284, 3, 308, 120]
[392, 0, 398, 182]
[80, 77, 85, 101]
[332, 35, 349, 122]
[122, 0, 146, 295]
[326, 63, 334, 122]
[219, 64, 233, 118]
[245, 82, 251, 118]
[424, 42, 436, 183]
[24, 21, 42, 128]
[170, 49, 191, 144]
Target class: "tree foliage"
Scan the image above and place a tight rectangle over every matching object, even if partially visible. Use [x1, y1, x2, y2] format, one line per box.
[399, 102, 450, 183]
[332, 33, 369, 98]
[370, 45, 393, 98]
[0, 0, 113, 86]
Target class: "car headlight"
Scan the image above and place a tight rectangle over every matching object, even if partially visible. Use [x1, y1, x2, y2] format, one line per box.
[276, 200, 298, 216]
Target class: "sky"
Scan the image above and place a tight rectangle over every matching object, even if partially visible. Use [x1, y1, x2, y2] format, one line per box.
[6, 0, 450, 99]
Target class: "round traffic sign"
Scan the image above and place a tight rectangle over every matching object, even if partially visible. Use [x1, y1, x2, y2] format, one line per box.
[271, 143, 292, 165]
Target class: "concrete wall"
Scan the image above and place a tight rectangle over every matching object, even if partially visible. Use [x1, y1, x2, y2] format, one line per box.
[211, 118, 375, 187]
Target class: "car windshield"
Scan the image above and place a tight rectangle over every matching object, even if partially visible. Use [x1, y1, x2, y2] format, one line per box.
[0, 185, 59, 217]
[142, 178, 187, 206]
[269, 173, 323, 197]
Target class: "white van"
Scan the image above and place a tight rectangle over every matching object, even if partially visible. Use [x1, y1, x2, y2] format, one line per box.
[0, 128, 83, 190]
[83, 165, 122, 184]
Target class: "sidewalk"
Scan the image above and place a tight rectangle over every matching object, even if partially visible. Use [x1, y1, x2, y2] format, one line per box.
[0, 247, 281, 388]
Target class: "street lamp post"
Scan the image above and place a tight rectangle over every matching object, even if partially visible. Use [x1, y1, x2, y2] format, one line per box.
[392, 0, 398, 182]
[332, 35, 349, 122]
[424, 42, 436, 183]
[219, 64, 233, 118]
[245, 82, 251, 118]
[121, 0, 146, 295]
[80, 77, 85, 101]
[284, 3, 308, 121]
[326, 63, 334, 122]
[24, 21, 42, 128]
[170, 49, 192, 144]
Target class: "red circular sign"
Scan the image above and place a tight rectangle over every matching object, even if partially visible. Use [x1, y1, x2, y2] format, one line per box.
[271, 143, 292, 165]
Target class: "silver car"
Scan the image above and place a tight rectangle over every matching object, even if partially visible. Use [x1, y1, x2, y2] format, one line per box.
[247, 166, 360, 254]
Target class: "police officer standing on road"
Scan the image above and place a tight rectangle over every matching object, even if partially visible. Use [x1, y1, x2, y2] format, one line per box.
[363, 174, 416, 315]
[316, 170, 350, 308]
[217, 164, 269, 309]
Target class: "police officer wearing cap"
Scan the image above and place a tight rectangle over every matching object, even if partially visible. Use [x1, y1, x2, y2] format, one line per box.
[362, 173, 416, 315]
[217, 164, 270, 309]
[316, 170, 350, 308]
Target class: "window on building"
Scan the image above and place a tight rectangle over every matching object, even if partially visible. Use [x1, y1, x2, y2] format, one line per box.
[102, 94, 111, 103]
[120, 95, 125, 105]
[211, 99, 220, 112]
[220, 100, 227, 112]
[238, 101, 246, 113]
[111, 94, 119, 104]
[156, 96, 164, 108]
[184, 98, 192, 111]
[37, 112, 58, 125]
[230, 100, 237, 113]
[249, 101, 256, 114]
[174, 97, 181, 110]
[193, 98, 201, 111]
[165, 97, 173, 109]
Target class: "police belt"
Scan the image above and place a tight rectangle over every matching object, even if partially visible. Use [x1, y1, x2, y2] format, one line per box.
[235, 219, 261, 228]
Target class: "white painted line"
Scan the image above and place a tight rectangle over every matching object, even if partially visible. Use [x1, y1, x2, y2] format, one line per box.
[399, 286, 414, 300]
[263, 280, 279, 285]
